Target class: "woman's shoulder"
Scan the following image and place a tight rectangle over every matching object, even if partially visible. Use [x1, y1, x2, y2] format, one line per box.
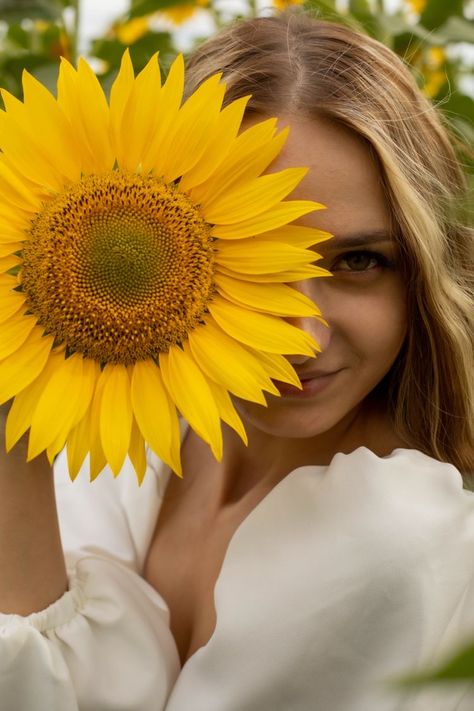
[321, 446, 472, 518]
[272, 446, 474, 566]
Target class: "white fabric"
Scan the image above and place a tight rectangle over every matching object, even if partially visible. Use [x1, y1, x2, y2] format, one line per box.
[1, 445, 474, 710]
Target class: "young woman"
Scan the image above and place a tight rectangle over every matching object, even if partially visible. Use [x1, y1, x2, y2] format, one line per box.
[1, 11, 473, 711]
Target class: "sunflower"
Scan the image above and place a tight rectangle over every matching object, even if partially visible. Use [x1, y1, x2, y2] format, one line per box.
[273, 0, 304, 11]
[0, 51, 330, 482]
[161, 0, 209, 25]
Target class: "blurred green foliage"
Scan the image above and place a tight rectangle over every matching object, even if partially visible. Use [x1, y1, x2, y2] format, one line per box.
[0, 0, 473, 688]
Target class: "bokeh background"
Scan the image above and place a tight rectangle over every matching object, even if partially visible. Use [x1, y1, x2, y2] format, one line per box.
[0, 0, 473, 684]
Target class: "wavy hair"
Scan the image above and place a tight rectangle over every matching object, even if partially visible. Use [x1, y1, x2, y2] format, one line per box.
[184, 11, 474, 476]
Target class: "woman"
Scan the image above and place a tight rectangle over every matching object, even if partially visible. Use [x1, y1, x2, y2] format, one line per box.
[1, 10, 473, 711]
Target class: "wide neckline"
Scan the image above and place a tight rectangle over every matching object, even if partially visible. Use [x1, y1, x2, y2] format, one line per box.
[152, 444, 428, 672]
[142, 432, 462, 676]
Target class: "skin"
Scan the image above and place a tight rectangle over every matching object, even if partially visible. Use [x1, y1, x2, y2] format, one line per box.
[0, 404, 67, 615]
[144, 114, 409, 665]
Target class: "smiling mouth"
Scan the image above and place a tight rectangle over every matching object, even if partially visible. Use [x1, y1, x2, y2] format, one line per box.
[272, 370, 342, 399]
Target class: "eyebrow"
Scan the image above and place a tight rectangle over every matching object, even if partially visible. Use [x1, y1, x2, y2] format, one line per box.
[323, 231, 394, 250]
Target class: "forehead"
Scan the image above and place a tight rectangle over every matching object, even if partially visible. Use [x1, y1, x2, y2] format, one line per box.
[266, 114, 391, 237]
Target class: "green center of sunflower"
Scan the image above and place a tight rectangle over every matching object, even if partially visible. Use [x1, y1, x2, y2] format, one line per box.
[21, 172, 215, 365]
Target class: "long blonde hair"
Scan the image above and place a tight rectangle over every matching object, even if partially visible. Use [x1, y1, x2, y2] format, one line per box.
[185, 12, 474, 475]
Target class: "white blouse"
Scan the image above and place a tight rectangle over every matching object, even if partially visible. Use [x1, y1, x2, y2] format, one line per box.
[1, 445, 474, 711]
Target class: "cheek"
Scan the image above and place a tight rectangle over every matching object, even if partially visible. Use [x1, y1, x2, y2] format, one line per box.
[341, 281, 407, 371]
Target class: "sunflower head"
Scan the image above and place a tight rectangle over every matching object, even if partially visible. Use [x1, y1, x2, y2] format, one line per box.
[0, 50, 331, 483]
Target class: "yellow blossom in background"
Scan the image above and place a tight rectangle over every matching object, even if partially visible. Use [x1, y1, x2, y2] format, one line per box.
[162, 0, 209, 25]
[406, 0, 427, 13]
[422, 46, 447, 98]
[426, 46, 446, 69]
[113, 16, 153, 45]
[0, 51, 330, 483]
[273, 0, 304, 10]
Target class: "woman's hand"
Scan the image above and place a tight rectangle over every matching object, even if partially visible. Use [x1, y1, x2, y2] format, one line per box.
[0, 402, 68, 615]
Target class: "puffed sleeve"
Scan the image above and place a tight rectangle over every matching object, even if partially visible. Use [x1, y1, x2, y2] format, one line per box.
[0, 452, 180, 711]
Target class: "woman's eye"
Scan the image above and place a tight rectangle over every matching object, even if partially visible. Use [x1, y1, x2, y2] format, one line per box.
[331, 250, 390, 273]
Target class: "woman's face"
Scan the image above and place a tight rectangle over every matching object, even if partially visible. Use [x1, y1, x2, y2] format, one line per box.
[234, 114, 407, 439]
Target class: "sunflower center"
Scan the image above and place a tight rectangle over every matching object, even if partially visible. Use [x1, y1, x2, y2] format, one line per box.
[21, 172, 215, 364]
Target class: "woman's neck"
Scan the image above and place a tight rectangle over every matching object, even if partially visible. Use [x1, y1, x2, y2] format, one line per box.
[180, 400, 399, 510]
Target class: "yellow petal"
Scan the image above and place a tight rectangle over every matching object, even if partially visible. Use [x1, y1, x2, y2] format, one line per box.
[75, 58, 114, 172]
[5, 349, 63, 451]
[20, 71, 80, 181]
[89, 373, 107, 481]
[190, 119, 282, 206]
[116, 52, 163, 171]
[208, 299, 319, 356]
[28, 353, 96, 460]
[99, 364, 133, 476]
[217, 263, 330, 283]
[0, 101, 66, 191]
[215, 273, 321, 317]
[129, 418, 147, 485]
[0, 221, 29, 243]
[0, 242, 22, 258]
[0, 329, 53, 405]
[179, 95, 250, 192]
[0, 157, 44, 211]
[187, 319, 275, 403]
[158, 74, 225, 182]
[160, 345, 223, 461]
[243, 348, 302, 388]
[204, 376, 248, 446]
[0, 313, 36, 360]
[211, 200, 322, 240]
[215, 239, 317, 273]
[0, 254, 21, 273]
[57, 58, 114, 174]
[142, 54, 185, 174]
[57, 58, 96, 174]
[259, 224, 332, 249]
[66, 409, 91, 480]
[0, 284, 25, 324]
[203, 168, 308, 224]
[131, 359, 182, 476]
[44, 357, 99, 461]
[109, 49, 135, 159]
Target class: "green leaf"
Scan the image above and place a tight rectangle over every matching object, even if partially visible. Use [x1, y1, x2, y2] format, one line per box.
[436, 16, 474, 44]
[91, 31, 175, 79]
[420, 0, 464, 31]
[441, 93, 474, 140]
[129, 0, 195, 19]
[380, 14, 445, 44]
[397, 640, 474, 686]
[0, 0, 63, 21]
[303, 0, 337, 13]
[5, 23, 30, 50]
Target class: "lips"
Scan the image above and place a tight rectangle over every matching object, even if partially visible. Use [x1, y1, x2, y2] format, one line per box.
[272, 369, 342, 398]
[296, 370, 337, 380]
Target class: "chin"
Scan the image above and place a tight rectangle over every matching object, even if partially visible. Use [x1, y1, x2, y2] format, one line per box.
[234, 396, 355, 440]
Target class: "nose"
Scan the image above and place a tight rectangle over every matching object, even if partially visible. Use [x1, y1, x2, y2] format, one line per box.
[285, 280, 332, 364]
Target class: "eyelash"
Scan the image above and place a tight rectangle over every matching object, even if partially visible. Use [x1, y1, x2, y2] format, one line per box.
[330, 250, 395, 274]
